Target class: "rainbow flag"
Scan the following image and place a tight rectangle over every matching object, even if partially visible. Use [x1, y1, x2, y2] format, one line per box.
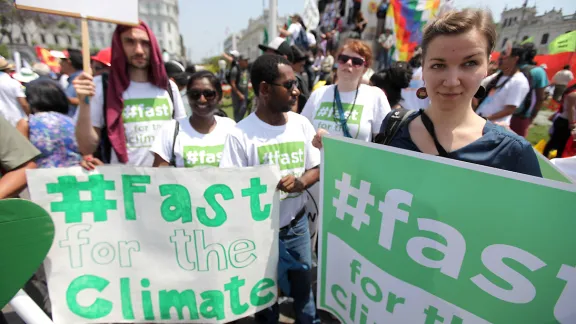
[385, 0, 442, 62]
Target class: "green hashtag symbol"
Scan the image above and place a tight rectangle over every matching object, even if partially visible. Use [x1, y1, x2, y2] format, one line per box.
[46, 175, 117, 223]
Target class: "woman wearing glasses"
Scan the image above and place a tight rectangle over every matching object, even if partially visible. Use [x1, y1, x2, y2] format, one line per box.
[301, 39, 391, 148]
[151, 71, 236, 167]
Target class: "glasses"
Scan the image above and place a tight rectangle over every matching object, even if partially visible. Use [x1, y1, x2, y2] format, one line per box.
[188, 89, 217, 100]
[338, 54, 366, 67]
[268, 80, 299, 91]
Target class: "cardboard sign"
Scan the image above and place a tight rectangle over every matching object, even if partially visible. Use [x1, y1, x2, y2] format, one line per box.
[15, 0, 138, 25]
[27, 166, 281, 323]
[318, 136, 576, 323]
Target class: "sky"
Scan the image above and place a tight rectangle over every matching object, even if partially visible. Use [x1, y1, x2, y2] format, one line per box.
[179, 0, 576, 63]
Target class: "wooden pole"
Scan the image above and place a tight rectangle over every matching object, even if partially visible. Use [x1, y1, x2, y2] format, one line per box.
[81, 17, 91, 74]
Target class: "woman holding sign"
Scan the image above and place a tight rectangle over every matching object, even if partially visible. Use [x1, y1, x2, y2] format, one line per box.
[375, 9, 542, 177]
[151, 71, 236, 168]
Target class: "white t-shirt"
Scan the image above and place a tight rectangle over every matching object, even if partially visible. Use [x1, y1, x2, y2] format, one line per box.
[90, 79, 186, 166]
[476, 72, 530, 125]
[0, 72, 26, 126]
[553, 70, 574, 86]
[307, 31, 317, 47]
[219, 112, 321, 227]
[150, 116, 236, 168]
[401, 67, 430, 110]
[288, 23, 304, 46]
[301, 84, 391, 141]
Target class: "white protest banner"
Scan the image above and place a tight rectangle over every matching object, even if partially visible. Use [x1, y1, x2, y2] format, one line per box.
[27, 166, 281, 323]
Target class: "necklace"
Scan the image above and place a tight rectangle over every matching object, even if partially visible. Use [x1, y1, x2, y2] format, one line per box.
[332, 84, 360, 125]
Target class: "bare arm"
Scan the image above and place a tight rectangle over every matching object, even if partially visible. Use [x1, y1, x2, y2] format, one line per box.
[68, 97, 80, 106]
[279, 28, 290, 37]
[299, 166, 320, 190]
[529, 88, 546, 122]
[17, 97, 30, 115]
[15, 118, 29, 138]
[73, 72, 101, 155]
[222, 53, 234, 63]
[0, 160, 36, 199]
[153, 153, 170, 167]
[487, 105, 517, 121]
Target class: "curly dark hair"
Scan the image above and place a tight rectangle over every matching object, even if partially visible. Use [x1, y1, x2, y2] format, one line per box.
[250, 54, 292, 97]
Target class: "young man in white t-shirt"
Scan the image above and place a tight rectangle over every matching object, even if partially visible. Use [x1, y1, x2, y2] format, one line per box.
[74, 22, 185, 167]
[220, 54, 321, 324]
[476, 47, 529, 126]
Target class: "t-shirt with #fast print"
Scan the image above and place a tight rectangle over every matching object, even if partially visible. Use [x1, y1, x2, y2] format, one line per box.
[90, 78, 186, 166]
[219, 112, 321, 227]
[150, 115, 236, 168]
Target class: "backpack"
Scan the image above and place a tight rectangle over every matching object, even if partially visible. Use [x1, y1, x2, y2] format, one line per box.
[293, 25, 310, 51]
[226, 65, 241, 86]
[373, 108, 417, 145]
[95, 77, 175, 163]
[514, 65, 536, 117]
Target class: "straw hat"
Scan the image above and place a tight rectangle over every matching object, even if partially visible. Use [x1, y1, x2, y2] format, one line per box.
[0, 57, 15, 71]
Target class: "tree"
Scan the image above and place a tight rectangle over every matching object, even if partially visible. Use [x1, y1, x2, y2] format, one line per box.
[0, 43, 9, 59]
[201, 55, 222, 73]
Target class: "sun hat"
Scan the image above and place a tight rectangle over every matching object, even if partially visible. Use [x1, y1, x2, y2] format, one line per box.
[13, 68, 39, 83]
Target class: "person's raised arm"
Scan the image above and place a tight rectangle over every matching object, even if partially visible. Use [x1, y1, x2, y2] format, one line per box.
[73, 72, 102, 155]
[0, 116, 40, 198]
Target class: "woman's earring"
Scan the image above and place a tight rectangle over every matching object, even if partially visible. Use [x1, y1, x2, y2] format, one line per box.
[416, 87, 428, 99]
[474, 86, 487, 99]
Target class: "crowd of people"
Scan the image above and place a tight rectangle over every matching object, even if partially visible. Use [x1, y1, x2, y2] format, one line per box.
[0, 5, 575, 324]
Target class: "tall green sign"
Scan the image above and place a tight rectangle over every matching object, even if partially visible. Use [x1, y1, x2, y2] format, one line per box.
[318, 136, 576, 323]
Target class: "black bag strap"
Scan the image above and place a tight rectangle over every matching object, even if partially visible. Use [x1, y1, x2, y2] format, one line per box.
[169, 121, 180, 167]
[420, 110, 449, 157]
[476, 71, 512, 108]
[374, 108, 416, 145]
[515, 65, 536, 116]
[99, 73, 112, 163]
[167, 79, 176, 118]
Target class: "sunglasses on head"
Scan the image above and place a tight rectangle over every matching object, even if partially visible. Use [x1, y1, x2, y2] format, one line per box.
[188, 89, 217, 100]
[338, 54, 366, 67]
[268, 79, 299, 91]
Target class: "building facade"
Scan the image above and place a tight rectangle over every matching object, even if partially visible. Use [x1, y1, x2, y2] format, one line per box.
[497, 6, 576, 54]
[234, 9, 287, 62]
[224, 33, 242, 54]
[2, 0, 185, 63]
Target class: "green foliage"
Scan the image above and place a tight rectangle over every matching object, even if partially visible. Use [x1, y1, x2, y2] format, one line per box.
[201, 55, 222, 73]
[0, 43, 9, 59]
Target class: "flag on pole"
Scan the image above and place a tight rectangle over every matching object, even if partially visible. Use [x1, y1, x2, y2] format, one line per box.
[521, 36, 534, 45]
[549, 31, 576, 55]
[385, 0, 442, 62]
[262, 28, 269, 54]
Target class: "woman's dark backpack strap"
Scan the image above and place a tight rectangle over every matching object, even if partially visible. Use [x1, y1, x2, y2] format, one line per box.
[420, 110, 449, 157]
[169, 121, 180, 167]
[374, 108, 416, 145]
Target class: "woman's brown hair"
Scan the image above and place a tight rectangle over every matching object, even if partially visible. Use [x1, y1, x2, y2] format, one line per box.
[338, 39, 373, 68]
[421, 9, 496, 58]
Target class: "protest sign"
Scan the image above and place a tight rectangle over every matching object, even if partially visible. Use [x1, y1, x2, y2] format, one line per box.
[318, 136, 576, 323]
[537, 152, 573, 183]
[27, 166, 281, 323]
